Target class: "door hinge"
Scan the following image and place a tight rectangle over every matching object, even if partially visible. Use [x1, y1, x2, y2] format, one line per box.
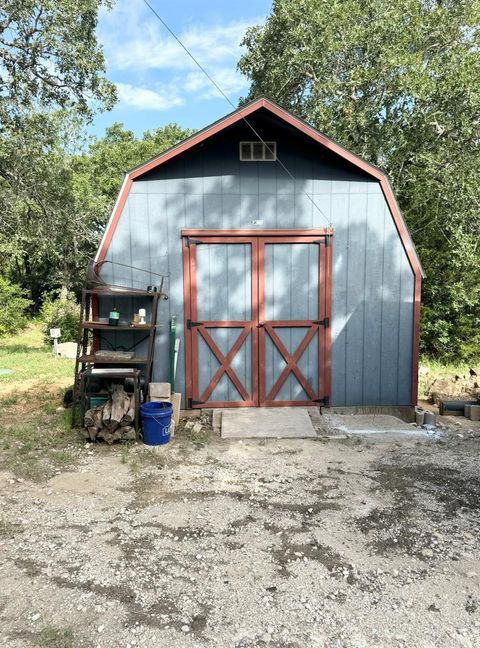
[314, 317, 330, 327]
[186, 238, 202, 247]
[188, 398, 205, 408]
[187, 319, 203, 329]
[313, 396, 330, 408]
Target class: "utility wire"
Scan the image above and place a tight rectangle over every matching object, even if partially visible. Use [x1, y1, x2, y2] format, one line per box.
[142, 0, 332, 228]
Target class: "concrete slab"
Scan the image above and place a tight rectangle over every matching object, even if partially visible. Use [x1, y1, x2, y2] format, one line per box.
[319, 413, 441, 440]
[221, 407, 317, 439]
[212, 410, 222, 435]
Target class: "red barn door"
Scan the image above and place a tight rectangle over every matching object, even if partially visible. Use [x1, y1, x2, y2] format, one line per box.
[183, 230, 331, 408]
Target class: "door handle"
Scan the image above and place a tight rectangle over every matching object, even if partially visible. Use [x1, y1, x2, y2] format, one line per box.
[258, 322, 265, 328]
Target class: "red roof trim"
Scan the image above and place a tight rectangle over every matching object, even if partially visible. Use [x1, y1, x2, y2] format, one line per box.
[96, 97, 422, 279]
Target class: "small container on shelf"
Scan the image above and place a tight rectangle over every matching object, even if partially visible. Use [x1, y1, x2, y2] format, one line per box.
[109, 307, 120, 326]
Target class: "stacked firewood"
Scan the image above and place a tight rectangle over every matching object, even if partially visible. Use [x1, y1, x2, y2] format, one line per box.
[83, 385, 136, 443]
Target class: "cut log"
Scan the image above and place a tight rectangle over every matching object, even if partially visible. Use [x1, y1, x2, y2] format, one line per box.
[84, 408, 95, 428]
[87, 426, 98, 441]
[111, 385, 126, 425]
[102, 400, 112, 426]
[105, 419, 119, 433]
[123, 393, 132, 414]
[84, 406, 102, 428]
[120, 406, 135, 426]
[117, 426, 136, 440]
[83, 387, 136, 443]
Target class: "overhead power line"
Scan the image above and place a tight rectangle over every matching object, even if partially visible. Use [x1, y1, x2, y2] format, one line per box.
[142, 0, 332, 227]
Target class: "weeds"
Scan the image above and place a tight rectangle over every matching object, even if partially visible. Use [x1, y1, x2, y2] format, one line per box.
[189, 426, 211, 449]
[418, 357, 472, 399]
[0, 395, 19, 408]
[120, 439, 139, 466]
[0, 397, 79, 481]
[0, 518, 22, 537]
[126, 446, 168, 473]
[36, 625, 75, 648]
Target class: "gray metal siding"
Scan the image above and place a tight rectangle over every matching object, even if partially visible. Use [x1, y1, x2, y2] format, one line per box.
[101, 118, 415, 406]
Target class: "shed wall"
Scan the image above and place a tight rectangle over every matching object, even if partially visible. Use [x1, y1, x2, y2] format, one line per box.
[100, 118, 415, 407]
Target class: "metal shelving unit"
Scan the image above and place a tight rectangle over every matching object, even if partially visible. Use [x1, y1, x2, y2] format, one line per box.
[71, 288, 161, 428]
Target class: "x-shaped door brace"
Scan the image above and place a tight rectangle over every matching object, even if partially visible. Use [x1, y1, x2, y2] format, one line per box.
[264, 324, 318, 401]
[197, 324, 252, 402]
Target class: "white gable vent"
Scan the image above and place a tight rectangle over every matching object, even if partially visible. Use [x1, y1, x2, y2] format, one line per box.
[240, 141, 276, 161]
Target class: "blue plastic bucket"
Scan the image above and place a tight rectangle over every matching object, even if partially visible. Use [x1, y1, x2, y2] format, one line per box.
[141, 401, 173, 445]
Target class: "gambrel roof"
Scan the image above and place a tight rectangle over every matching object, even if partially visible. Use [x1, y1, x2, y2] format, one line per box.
[96, 97, 423, 279]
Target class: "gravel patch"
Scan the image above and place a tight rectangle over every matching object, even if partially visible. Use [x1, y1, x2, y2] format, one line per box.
[1, 431, 480, 647]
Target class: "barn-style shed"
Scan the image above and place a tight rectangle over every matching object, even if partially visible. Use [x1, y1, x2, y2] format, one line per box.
[94, 98, 424, 411]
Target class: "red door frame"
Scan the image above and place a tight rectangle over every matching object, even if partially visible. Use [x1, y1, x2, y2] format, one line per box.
[183, 234, 259, 408]
[182, 229, 332, 408]
[258, 235, 332, 406]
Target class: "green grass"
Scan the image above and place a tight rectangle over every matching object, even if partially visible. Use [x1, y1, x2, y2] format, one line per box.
[418, 356, 472, 400]
[0, 323, 80, 480]
[121, 442, 169, 472]
[0, 323, 74, 393]
[0, 517, 22, 537]
[36, 626, 75, 648]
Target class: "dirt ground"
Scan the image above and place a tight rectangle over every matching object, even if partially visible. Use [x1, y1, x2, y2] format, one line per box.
[1, 422, 480, 648]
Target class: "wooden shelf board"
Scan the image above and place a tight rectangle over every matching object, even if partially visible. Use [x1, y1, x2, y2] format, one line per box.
[79, 355, 148, 365]
[83, 289, 160, 297]
[82, 322, 157, 330]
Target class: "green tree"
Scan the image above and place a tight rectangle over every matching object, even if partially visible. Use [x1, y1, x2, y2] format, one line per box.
[0, 277, 31, 336]
[0, 121, 193, 305]
[77, 122, 195, 203]
[0, 0, 116, 124]
[238, 0, 480, 362]
[0, 0, 117, 305]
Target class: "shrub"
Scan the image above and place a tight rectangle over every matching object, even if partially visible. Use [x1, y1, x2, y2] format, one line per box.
[0, 278, 32, 336]
[40, 289, 80, 344]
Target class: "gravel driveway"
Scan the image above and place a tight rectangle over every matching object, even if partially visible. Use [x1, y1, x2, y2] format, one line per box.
[1, 428, 480, 647]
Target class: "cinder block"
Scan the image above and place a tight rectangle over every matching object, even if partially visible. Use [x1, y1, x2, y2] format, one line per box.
[470, 405, 480, 422]
[415, 407, 425, 426]
[149, 382, 171, 399]
[424, 410, 436, 426]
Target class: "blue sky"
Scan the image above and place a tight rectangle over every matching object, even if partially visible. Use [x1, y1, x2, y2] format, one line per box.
[92, 0, 271, 138]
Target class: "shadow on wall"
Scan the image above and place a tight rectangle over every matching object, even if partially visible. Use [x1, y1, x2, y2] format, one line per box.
[332, 217, 414, 407]
[97, 121, 415, 407]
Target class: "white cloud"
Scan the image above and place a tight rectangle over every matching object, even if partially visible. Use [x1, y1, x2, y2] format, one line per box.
[182, 68, 248, 99]
[115, 82, 184, 111]
[101, 4, 253, 73]
[109, 22, 252, 73]
[97, 0, 264, 113]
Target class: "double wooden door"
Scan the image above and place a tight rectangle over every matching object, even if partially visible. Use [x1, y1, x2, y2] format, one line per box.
[183, 230, 331, 408]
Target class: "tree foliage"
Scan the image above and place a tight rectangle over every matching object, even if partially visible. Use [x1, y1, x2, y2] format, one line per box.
[40, 288, 80, 344]
[0, 122, 193, 306]
[0, 277, 31, 336]
[0, 0, 116, 124]
[0, 1, 117, 305]
[238, 0, 480, 361]
[0, 2, 193, 309]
